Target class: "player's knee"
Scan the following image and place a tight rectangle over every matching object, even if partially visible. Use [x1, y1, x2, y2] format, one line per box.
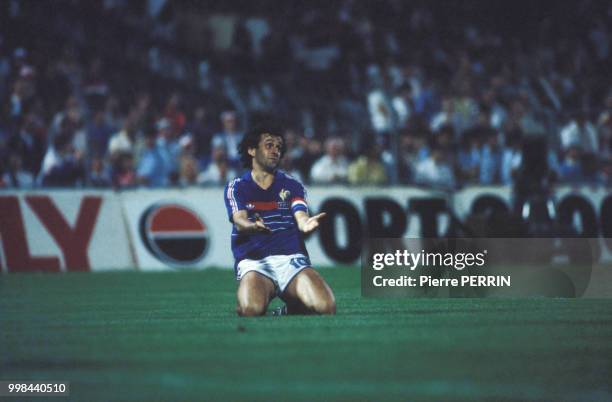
[312, 297, 336, 315]
[237, 301, 267, 317]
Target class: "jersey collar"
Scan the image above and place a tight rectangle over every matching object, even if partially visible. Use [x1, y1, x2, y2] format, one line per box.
[243, 169, 282, 183]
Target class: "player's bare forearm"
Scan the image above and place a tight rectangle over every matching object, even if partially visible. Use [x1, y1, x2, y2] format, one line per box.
[294, 211, 308, 231]
[294, 211, 326, 234]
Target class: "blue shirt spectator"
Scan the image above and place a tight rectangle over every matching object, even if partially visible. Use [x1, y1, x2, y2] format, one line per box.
[501, 147, 521, 185]
[157, 136, 180, 177]
[212, 111, 244, 170]
[457, 136, 480, 184]
[137, 134, 169, 187]
[558, 146, 583, 183]
[87, 111, 115, 157]
[480, 147, 502, 184]
[480, 140, 503, 184]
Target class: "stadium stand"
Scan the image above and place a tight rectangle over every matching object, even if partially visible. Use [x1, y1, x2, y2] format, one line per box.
[1, 0, 611, 188]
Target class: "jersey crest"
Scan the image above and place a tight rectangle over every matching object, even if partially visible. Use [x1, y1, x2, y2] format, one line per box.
[279, 189, 291, 201]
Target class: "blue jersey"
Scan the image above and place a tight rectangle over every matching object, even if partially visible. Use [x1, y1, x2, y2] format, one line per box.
[224, 170, 309, 268]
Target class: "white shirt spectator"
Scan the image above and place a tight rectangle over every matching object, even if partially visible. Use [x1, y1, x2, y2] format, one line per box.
[38, 146, 61, 178]
[108, 129, 133, 156]
[310, 138, 350, 183]
[310, 155, 349, 183]
[490, 103, 508, 130]
[392, 95, 411, 128]
[414, 156, 455, 189]
[559, 120, 598, 153]
[368, 90, 393, 133]
[197, 163, 236, 185]
[430, 111, 449, 133]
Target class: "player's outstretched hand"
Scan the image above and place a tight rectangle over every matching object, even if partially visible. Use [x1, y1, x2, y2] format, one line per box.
[301, 212, 326, 234]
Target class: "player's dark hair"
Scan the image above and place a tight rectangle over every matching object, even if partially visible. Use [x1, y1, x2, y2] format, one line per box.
[238, 114, 286, 169]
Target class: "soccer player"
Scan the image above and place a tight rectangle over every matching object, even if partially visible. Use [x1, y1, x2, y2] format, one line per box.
[224, 118, 336, 316]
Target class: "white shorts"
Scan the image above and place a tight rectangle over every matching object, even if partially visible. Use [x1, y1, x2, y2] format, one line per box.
[236, 253, 311, 294]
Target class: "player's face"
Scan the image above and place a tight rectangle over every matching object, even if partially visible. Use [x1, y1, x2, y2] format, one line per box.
[252, 133, 283, 172]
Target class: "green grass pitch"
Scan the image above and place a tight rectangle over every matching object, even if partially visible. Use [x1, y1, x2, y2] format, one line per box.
[1, 267, 611, 401]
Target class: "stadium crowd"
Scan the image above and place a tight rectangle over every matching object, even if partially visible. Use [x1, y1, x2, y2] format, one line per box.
[1, 0, 611, 189]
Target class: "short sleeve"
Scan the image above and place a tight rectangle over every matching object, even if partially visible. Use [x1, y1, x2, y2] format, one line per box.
[290, 180, 308, 214]
[224, 178, 247, 222]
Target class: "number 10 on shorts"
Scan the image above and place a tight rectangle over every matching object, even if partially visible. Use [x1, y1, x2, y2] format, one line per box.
[290, 256, 310, 269]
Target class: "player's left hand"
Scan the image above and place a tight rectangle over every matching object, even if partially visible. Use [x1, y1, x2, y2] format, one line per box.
[301, 212, 326, 234]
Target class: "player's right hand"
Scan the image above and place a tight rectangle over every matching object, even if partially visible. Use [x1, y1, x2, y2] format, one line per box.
[253, 214, 271, 233]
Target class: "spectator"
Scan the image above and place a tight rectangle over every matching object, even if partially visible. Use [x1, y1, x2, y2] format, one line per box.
[177, 134, 200, 186]
[508, 99, 546, 137]
[180, 158, 200, 186]
[430, 95, 455, 134]
[197, 139, 236, 185]
[39, 133, 86, 187]
[2, 152, 35, 188]
[581, 151, 600, 184]
[295, 137, 322, 183]
[49, 96, 85, 147]
[501, 131, 523, 185]
[186, 105, 215, 164]
[414, 146, 456, 190]
[108, 118, 138, 160]
[391, 84, 413, 129]
[103, 95, 123, 131]
[87, 110, 114, 157]
[163, 92, 187, 137]
[283, 128, 303, 163]
[276, 128, 304, 181]
[7, 111, 46, 175]
[596, 95, 612, 158]
[599, 158, 612, 186]
[348, 140, 387, 185]
[5, 79, 31, 130]
[88, 156, 112, 188]
[112, 153, 137, 189]
[452, 87, 480, 135]
[436, 125, 455, 156]
[481, 89, 508, 131]
[155, 118, 181, 185]
[462, 110, 496, 144]
[558, 146, 583, 183]
[397, 132, 419, 183]
[456, 134, 480, 184]
[82, 57, 110, 111]
[310, 137, 349, 184]
[131, 92, 153, 130]
[559, 111, 599, 154]
[137, 130, 168, 187]
[279, 154, 303, 182]
[211, 111, 243, 169]
[367, 88, 394, 134]
[479, 133, 503, 184]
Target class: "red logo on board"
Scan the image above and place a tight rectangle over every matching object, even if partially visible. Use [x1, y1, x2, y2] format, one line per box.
[139, 203, 209, 266]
